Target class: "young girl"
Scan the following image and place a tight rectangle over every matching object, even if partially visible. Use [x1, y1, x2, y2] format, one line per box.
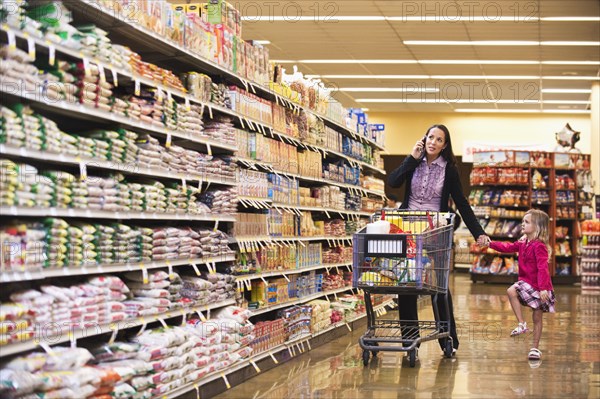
[478, 209, 556, 360]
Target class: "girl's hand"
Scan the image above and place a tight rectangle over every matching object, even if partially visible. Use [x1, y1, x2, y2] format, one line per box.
[477, 235, 491, 247]
[540, 290, 549, 302]
[411, 139, 425, 159]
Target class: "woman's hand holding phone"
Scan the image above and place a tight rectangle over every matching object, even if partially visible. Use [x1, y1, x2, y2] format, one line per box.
[411, 136, 426, 159]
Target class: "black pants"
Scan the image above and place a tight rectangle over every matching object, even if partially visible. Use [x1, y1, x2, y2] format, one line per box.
[397, 289, 459, 350]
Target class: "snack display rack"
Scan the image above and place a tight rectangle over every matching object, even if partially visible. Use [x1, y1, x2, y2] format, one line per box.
[468, 150, 591, 284]
[0, 1, 390, 398]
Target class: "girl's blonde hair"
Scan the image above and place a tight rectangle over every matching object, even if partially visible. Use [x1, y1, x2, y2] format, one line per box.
[525, 209, 552, 255]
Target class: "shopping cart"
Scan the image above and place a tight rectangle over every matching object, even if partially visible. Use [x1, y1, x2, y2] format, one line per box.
[352, 210, 456, 367]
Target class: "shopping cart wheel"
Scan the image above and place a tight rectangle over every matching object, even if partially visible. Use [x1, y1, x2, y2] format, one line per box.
[362, 350, 370, 366]
[409, 350, 416, 367]
[444, 341, 454, 358]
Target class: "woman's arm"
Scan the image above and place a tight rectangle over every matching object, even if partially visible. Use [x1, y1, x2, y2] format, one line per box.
[447, 166, 486, 239]
[388, 155, 419, 188]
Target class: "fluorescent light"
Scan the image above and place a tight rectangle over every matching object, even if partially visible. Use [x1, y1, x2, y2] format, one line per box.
[253, 40, 271, 45]
[338, 87, 439, 92]
[243, 15, 600, 23]
[430, 75, 539, 80]
[312, 74, 599, 81]
[404, 40, 539, 46]
[361, 108, 370, 112]
[455, 109, 591, 114]
[297, 59, 418, 64]
[420, 60, 538, 65]
[273, 59, 599, 66]
[542, 61, 600, 65]
[311, 75, 430, 79]
[388, 16, 538, 22]
[404, 40, 600, 46]
[541, 17, 600, 22]
[541, 89, 593, 94]
[455, 109, 543, 113]
[542, 109, 591, 114]
[542, 76, 600, 80]
[541, 41, 600, 46]
[356, 99, 540, 104]
[542, 100, 591, 105]
[241, 16, 386, 21]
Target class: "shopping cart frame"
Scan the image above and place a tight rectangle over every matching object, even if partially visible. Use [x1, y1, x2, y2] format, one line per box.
[352, 210, 456, 367]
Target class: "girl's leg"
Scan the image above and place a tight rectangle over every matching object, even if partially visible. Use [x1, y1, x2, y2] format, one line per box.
[507, 284, 525, 323]
[532, 309, 543, 348]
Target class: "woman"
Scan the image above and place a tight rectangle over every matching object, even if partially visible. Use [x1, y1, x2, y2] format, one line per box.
[388, 124, 486, 356]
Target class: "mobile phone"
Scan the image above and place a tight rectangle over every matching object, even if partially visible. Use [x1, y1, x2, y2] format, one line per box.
[419, 134, 427, 158]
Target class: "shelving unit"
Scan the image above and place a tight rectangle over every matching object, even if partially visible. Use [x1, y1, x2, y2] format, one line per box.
[0, 2, 387, 398]
[468, 150, 590, 284]
[580, 231, 600, 290]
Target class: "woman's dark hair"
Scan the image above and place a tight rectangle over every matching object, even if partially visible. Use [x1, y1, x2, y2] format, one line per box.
[426, 124, 457, 166]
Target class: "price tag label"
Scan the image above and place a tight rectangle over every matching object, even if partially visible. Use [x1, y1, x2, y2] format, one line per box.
[182, 178, 187, 191]
[206, 143, 212, 156]
[165, 132, 172, 148]
[208, 105, 213, 119]
[39, 342, 57, 357]
[196, 310, 207, 322]
[191, 263, 201, 276]
[111, 68, 118, 87]
[221, 373, 231, 389]
[48, 45, 55, 66]
[167, 260, 174, 279]
[156, 88, 163, 102]
[27, 37, 35, 60]
[98, 63, 106, 83]
[68, 330, 81, 350]
[79, 161, 87, 182]
[239, 116, 245, 129]
[185, 97, 191, 111]
[213, 220, 219, 232]
[181, 309, 187, 326]
[136, 318, 147, 336]
[157, 318, 168, 328]
[82, 58, 91, 77]
[250, 360, 261, 373]
[135, 80, 141, 96]
[108, 324, 118, 344]
[140, 263, 148, 284]
[269, 352, 279, 364]
[7, 29, 16, 50]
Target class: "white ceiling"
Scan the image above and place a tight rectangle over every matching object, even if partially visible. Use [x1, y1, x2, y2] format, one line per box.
[233, 0, 600, 113]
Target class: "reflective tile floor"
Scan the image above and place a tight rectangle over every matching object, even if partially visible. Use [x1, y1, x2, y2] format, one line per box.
[214, 274, 600, 399]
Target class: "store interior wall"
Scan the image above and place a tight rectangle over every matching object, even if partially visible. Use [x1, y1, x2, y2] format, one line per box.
[371, 112, 593, 156]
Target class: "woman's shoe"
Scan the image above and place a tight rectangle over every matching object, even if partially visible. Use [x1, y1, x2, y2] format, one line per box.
[510, 322, 529, 336]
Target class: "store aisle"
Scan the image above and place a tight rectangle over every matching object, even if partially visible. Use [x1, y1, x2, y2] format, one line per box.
[214, 274, 599, 399]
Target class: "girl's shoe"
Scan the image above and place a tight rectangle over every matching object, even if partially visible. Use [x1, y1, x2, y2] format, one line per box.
[528, 348, 542, 360]
[510, 322, 529, 336]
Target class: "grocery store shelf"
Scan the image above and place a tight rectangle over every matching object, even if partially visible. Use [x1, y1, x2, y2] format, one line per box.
[233, 236, 353, 245]
[0, 206, 236, 222]
[0, 254, 236, 283]
[250, 286, 353, 316]
[470, 273, 518, 284]
[0, 299, 236, 358]
[65, 2, 383, 154]
[0, 86, 237, 153]
[235, 262, 352, 282]
[0, 145, 237, 187]
[166, 298, 394, 399]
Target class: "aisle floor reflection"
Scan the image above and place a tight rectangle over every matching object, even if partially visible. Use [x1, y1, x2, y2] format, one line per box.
[214, 274, 600, 399]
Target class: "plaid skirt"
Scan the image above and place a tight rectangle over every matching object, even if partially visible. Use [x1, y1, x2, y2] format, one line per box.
[514, 280, 556, 313]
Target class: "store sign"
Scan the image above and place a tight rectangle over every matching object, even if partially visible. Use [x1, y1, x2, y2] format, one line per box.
[462, 141, 553, 162]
